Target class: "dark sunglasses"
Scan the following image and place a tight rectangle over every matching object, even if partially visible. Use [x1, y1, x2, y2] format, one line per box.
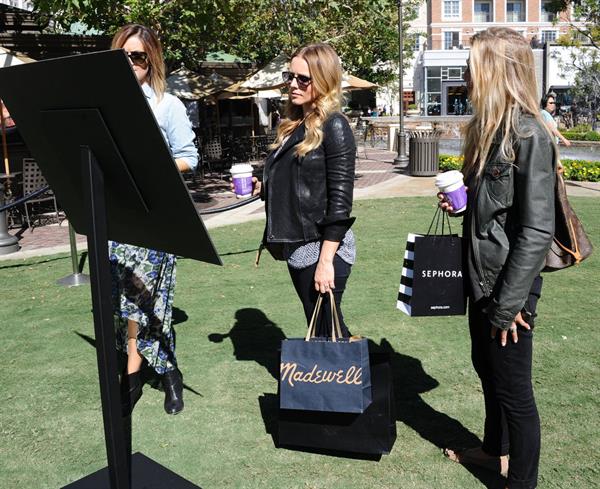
[126, 51, 149, 66]
[282, 71, 312, 88]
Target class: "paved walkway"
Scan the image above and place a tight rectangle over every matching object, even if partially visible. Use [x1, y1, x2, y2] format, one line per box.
[2, 145, 599, 262]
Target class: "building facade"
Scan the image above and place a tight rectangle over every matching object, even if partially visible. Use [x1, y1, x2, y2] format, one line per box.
[408, 0, 579, 116]
[428, 0, 572, 50]
[0, 0, 33, 10]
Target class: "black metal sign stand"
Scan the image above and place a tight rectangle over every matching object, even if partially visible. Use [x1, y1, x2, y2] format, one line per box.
[0, 50, 220, 489]
[61, 148, 199, 489]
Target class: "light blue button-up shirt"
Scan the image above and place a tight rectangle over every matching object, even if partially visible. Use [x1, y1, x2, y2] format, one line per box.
[142, 83, 198, 170]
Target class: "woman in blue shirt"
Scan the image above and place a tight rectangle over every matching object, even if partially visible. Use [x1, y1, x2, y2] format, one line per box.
[110, 24, 197, 416]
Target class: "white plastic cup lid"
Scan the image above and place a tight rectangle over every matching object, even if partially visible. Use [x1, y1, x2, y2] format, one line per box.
[230, 163, 253, 175]
[435, 170, 464, 191]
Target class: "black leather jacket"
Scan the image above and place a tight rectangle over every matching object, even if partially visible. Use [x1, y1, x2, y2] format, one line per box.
[262, 112, 356, 243]
[465, 114, 556, 330]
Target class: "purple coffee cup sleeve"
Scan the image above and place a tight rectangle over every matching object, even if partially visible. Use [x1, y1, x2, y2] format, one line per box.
[233, 175, 253, 196]
[445, 186, 467, 213]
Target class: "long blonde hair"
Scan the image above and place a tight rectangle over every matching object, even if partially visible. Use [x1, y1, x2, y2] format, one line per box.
[111, 24, 167, 101]
[462, 27, 555, 179]
[272, 43, 343, 157]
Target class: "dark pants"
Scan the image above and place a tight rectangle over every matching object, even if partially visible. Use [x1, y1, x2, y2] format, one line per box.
[469, 276, 543, 489]
[288, 255, 352, 338]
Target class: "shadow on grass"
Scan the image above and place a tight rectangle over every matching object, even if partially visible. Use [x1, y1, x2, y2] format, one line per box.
[210, 310, 505, 486]
[0, 254, 69, 270]
[74, 330, 202, 397]
[208, 308, 283, 379]
[78, 251, 88, 273]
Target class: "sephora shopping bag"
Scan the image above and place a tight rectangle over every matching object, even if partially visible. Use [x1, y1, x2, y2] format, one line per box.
[279, 291, 372, 414]
[397, 210, 466, 316]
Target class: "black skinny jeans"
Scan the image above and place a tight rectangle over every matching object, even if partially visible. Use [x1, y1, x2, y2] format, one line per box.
[288, 254, 352, 338]
[469, 276, 543, 489]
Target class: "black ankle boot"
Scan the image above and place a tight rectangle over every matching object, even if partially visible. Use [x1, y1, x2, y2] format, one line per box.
[162, 369, 184, 415]
[120, 370, 143, 417]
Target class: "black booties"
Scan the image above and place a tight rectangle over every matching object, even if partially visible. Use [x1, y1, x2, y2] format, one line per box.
[162, 369, 184, 415]
[120, 370, 143, 417]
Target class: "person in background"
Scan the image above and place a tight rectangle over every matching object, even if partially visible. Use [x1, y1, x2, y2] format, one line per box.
[440, 28, 556, 489]
[259, 42, 356, 338]
[110, 24, 198, 416]
[541, 93, 571, 147]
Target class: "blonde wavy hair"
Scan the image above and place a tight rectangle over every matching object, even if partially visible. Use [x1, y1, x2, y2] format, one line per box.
[111, 24, 167, 101]
[272, 43, 343, 157]
[462, 27, 555, 179]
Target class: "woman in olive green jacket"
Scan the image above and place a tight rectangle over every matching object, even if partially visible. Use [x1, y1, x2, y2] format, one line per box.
[440, 28, 556, 489]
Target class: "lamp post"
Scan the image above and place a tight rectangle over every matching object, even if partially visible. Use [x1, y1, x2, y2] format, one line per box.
[393, 0, 409, 168]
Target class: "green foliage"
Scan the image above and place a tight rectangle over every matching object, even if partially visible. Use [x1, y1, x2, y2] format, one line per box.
[33, 0, 231, 71]
[549, 0, 600, 48]
[439, 153, 600, 181]
[439, 154, 464, 172]
[560, 130, 600, 141]
[560, 158, 600, 181]
[32, 0, 420, 82]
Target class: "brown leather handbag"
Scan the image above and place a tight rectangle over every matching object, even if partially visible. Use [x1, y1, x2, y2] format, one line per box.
[544, 172, 593, 271]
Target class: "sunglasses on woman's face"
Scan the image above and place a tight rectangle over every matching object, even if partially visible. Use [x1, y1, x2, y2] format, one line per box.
[127, 51, 149, 66]
[282, 71, 312, 89]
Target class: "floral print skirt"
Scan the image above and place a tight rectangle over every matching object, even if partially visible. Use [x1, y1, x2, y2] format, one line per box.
[109, 241, 177, 374]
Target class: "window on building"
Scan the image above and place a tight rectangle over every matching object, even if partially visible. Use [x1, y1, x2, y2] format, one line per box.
[506, 0, 526, 22]
[412, 35, 421, 52]
[425, 65, 469, 116]
[541, 0, 556, 22]
[541, 30, 557, 43]
[443, 0, 460, 18]
[474, 1, 492, 22]
[444, 31, 460, 49]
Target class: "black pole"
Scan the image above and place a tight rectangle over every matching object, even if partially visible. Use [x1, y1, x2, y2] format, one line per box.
[393, 0, 409, 168]
[57, 223, 91, 287]
[81, 145, 130, 489]
[0, 179, 19, 255]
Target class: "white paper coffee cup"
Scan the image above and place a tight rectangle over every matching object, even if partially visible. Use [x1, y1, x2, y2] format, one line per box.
[230, 163, 254, 198]
[435, 170, 467, 213]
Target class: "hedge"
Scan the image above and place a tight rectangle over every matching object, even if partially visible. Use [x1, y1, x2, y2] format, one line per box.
[438, 154, 600, 182]
[559, 131, 600, 142]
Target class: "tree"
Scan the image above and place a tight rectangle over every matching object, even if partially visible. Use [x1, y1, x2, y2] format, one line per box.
[32, 1, 232, 71]
[546, 0, 600, 127]
[547, 0, 600, 48]
[218, 0, 421, 85]
[570, 57, 600, 129]
[32, 0, 420, 82]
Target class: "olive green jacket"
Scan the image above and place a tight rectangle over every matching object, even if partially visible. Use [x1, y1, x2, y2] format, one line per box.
[466, 114, 556, 330]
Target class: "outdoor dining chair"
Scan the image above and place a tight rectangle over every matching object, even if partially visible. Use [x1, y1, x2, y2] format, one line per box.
[21, 158, 62, 230]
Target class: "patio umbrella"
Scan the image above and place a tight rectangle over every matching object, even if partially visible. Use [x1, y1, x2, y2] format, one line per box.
[342, 73, 377, 91]
[239, 53, 289, 91]
[167, 68, 234, 100]
[0, 47, 35, 176]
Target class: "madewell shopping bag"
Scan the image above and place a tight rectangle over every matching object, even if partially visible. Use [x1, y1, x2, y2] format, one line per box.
[279, 292, 372, 414]
[397, 209, 466, 316]
[278, 352, 396, 455]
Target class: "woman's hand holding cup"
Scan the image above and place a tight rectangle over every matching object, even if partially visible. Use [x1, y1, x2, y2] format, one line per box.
[435, 170, 468, 214]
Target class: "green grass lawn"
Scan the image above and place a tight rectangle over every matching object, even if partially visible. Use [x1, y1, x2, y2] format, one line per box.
[1, 197, 599, 489]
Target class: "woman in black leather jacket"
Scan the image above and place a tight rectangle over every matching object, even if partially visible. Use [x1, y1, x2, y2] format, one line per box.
[440, 28, 556, 489]
[260, 43, 356, 337]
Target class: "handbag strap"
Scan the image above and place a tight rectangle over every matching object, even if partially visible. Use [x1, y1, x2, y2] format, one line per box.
[553, 174, 583, 262]
[304, 290, 343, 342]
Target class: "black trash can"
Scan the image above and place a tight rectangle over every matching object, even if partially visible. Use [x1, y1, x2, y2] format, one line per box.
[408, 129, 441, 176]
